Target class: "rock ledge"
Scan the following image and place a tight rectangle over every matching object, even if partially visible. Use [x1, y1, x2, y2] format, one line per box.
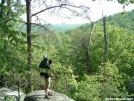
[24, 90, 75, 101]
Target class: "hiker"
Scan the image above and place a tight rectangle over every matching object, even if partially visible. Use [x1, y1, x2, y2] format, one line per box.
[39, 55, 55, 99]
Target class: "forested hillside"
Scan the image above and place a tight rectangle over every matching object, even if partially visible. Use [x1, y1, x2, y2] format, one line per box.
[97, 9, 134, 31]
[0, 1, 134, 101]
[19, 24, 81, 32]
[33, 9, 134, 100]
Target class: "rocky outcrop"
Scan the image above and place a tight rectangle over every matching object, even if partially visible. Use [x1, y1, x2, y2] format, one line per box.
[0, 87, 25, 101]
[24, 90, 75, 101]
[0, 88, 75, 101]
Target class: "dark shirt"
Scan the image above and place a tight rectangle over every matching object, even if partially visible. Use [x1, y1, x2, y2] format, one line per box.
[39, 58, 51, 78]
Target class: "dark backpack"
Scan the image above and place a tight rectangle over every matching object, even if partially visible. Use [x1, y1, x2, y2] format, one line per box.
[39, 58, 50, 69]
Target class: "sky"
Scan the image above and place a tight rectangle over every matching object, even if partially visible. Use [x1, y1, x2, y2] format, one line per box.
[23, 0, 134, 24]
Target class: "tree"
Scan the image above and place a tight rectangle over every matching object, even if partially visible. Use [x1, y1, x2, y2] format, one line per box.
[116, 0, 134, 4]
[69, 27, 93, 77]
[26, 0, 32, 65]
[0, 0, 25, 87]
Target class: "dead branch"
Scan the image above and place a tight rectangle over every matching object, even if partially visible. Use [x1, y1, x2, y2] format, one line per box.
[32, 3, 90, 16]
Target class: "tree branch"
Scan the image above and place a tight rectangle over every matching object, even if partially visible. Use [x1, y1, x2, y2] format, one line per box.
[32, 4, 67, 16]
[4, 18, 50, 33]
[32, 3, 90, 16]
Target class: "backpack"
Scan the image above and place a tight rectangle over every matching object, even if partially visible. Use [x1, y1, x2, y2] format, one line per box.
[39, 58, 50, 69]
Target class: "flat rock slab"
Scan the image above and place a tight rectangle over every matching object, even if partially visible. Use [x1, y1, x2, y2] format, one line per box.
[24, 90, 75, 101]
[0, 87, 25, 101]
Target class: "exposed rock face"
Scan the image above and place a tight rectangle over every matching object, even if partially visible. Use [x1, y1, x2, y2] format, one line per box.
[0, 88, 75, 101]
[24, 90, 75, 101]
[0, 87, 25, 101]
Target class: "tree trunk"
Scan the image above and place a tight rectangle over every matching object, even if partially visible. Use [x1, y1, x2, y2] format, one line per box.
[103, 16, 108, 63]
[0, 0, 5, 18]
[102, 15, 108, 83]
[26, 0, 33, 92]
[0, 0, 6, 87]
[85, 49, 92, 75]
[86, 23, 96, 75]
[26, 0, 32, 65]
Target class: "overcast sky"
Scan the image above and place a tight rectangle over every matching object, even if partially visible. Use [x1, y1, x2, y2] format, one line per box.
[23, 0, 134, 24]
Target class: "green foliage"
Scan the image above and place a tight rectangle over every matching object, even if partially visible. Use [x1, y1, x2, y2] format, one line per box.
[1, 1, 134, 101]
[98, 62, 122, 99]
[72, 62, 123, 101]
[74, 74, 101, 101]
[0, 0, 35, 94]
[4, 95, 16, 101]
[56, 21, 134, 100]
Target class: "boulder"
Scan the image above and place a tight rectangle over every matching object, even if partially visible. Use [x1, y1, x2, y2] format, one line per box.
[0, 87, 25, 101]
[24, 90, 75, 101]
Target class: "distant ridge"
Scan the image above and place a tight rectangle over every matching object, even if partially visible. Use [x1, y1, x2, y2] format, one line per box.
[49, 24, 81, 31]
[18, 9, 134, 33]
[96, 9, 134, 31]
[18, 24, 82, 32]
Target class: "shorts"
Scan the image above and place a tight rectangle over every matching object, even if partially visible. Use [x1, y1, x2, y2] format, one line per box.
[45, 77, 51, 88]
[40, 72, 50, 78]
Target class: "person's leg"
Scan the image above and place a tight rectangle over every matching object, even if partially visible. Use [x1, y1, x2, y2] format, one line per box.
[47, 77, 52, 96]
[45, 77, 51, 98]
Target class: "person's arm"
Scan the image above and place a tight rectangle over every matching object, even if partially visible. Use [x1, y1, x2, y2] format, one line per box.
[46, 64, 51, 69]
[50, 74, 54, 77]
[50, 73, 58, 78]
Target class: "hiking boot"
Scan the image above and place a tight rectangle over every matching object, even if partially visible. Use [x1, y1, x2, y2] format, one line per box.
[45, 95, 51, 99]
[48, 92, 52, 96]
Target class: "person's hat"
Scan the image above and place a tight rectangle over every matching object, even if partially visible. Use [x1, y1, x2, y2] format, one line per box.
[44, 55, 47, 58]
